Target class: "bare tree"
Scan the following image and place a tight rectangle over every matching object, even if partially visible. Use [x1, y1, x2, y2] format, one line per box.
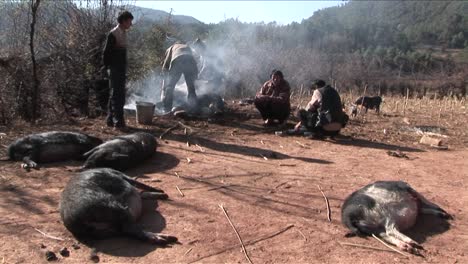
[29, 0, 41, 120]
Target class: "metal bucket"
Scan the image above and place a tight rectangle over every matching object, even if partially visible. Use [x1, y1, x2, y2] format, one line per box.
[136, 101, 155, 125]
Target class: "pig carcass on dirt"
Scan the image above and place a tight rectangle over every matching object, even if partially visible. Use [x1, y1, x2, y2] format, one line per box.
[5, 131, 103, 169]
[341, 181, 452, 253]
[60, 168, 177, 245]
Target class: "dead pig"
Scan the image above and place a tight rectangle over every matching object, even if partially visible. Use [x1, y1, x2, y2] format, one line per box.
[60, 168, 177, 245]
[4, 131, 102, 169]
[82, 132, 157, 171]
[341, 181, 452, 253]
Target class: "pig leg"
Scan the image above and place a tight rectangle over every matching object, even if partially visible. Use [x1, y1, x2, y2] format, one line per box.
[420, 207, 452, 219]
[122, 224, 178, 245]
[122, 176, 165, 193]
[22, 156, 38, 169]
[408, 189, 452, 219]
[140, 192, 169, 200]
[380, 223, 422, 252]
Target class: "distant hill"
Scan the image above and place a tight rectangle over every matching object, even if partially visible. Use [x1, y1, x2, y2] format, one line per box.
[304, 1, 468, 49]
[128, 5, 202, 25]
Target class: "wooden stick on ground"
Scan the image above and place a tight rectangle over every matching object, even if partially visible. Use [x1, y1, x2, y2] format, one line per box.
[159, 124, 179, 139]
[317, 185, 331, 222]
[219, 204, 253, 264]
[176, 186, 184, 197]
[195, 144, 205, 152]
[279, 163, 296, 167]
[188, 224, 294, 264]
[338, 241, 395, 253]
[295, 140, 307, 148]
[34, 228, 64, 241]
[183, 248, 193, 257]
[296, 228, 307, 241]
[178, 121, 193, 134]
[371, 234, 411, 258]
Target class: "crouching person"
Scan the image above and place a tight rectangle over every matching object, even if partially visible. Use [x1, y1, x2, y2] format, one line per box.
[295, 80, 348, 138]
[254, 70, 291, 126]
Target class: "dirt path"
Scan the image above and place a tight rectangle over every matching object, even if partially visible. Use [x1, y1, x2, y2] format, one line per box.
[0, 107, 467, 263]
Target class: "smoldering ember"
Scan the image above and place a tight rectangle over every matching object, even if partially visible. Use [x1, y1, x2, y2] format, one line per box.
[0, 1, 467, 263]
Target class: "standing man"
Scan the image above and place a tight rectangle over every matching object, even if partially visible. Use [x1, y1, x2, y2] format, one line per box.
[103, 11, 133, 129]
[254, 70, 291, 126]
[161, 39, 205, 112]
[295, 79, 348, 137]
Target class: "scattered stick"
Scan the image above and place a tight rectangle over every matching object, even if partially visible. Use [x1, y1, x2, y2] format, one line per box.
[178, 121, 193, 134]
[186, 141, 190, 147]
[142, 178, 162, 183]
[175, 172, 180, 178]
[259, 154, 268, 160]
[159, 124, 179, 139]
[274, 181, 290, 189]
[279, 163, 296, 167]
[183, 248, 193, 257]
[296, 227, 307, 241]
[372, 234, 411, 258]
[295, 140, 307, 148]
[338, 241, 394, 253]
[188, 224, 294, 264]
[176, 186, 184, 197]
[317, 185, 331, 222]
[219, 204, 253, 264]
[34, 228, 64, 241]
[195, 144, 205, 152]
[186, 158, 192, 163]
[260, 140, 265, 145]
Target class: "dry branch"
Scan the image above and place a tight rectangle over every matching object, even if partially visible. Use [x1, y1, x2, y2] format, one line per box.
[338, 241, 394, 253]
[295, 140, 307, 148]
[183, 248, 193, 257]
[159, 124, 179, 139]
[34, 228, 64, 241]
[219, 204, 253, 264]
[176, 186, 184, 197]
[317, 185, 331, 222]
[188, 224, 294, 264]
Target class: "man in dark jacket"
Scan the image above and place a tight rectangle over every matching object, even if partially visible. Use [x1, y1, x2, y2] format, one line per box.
[102, 11, 133, 129]
[254, 70, 291, 126]
[295, 80, 348, 137]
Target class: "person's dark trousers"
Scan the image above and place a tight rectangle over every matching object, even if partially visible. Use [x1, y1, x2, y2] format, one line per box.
[254, 97, 290, 123]
[296, 109, 318, 130]
[95, 79, 110, 115]
[161, 55, 198, 111]
[107, 65, 126, 127]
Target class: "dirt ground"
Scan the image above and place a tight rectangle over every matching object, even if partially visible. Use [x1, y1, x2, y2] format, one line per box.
[0, 101, 467, 263]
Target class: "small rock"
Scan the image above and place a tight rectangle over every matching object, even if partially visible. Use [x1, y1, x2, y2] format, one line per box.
[45, 251, 57, 261]
[59, 247, 70, 257]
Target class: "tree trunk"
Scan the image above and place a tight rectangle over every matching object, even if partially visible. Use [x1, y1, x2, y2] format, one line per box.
[29, 0, 41, 121]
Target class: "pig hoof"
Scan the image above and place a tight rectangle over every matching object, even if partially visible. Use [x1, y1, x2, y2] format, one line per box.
[441, 212, 453, 220]
[146, 232, 178, 245]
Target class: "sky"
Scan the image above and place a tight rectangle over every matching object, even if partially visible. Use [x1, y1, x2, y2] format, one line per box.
[132, 1, 344, 25]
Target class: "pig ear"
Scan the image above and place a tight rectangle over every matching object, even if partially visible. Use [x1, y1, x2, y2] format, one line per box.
[110, 153, 129, 160]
